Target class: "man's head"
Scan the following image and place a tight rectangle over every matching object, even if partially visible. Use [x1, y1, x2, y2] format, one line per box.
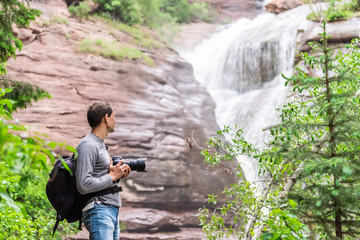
[87, 101, 115, 132]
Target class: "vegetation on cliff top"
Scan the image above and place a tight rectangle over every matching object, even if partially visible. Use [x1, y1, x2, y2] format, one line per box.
[306, 0, 360, 22]
[68, 0, 217, 26]
[65, 0, 217, 65]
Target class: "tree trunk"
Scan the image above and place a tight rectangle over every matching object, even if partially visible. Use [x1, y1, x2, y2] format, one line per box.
[335, 179, 343, 238]
[323, 23, 342, 239]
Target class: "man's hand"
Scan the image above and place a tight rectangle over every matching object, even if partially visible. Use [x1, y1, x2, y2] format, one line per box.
[109, 159, 131, 181]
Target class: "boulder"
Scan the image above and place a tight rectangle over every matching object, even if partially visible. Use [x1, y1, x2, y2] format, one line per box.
[294, 17, 360, 64]
[297, 17, 360, 52]
[208, 0, 263, 20]
[265, 0, 303, 14]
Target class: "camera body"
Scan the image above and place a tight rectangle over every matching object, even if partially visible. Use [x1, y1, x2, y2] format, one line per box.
[112, 156, 147, 172]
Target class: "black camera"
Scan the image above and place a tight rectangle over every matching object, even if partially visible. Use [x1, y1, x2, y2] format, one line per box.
[112, 156, 147, 172]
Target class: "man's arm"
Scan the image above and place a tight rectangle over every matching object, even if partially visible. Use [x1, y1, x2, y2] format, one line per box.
[75, 142, 113, 195]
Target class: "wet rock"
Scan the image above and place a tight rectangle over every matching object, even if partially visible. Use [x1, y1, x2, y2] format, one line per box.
[265, 0, 303, 14]
[297, 17, 360, 52]
[294, 17, 360, 65]
[208, 0, 263, 20]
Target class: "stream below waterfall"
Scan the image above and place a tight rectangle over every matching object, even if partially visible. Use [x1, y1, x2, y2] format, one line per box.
[179, 5, 313, 182]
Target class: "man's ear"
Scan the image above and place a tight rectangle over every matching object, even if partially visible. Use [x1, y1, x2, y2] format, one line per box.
[104, 114, 109, 123]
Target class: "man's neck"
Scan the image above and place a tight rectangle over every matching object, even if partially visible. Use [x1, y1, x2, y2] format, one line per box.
[91, 127, 108, 141]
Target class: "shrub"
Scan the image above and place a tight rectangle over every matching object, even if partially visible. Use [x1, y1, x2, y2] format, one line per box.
[95, 0, 142, 24]
[306, 0, 358, 22]
[0, 160, 78, 240]
[69, 1, 91, 21]
[52, 15, 70, 25]
[161, 0, 192, 23]
[0, 77, 51, 111]
[94, 16, 162, 48]
[160, 0, 217, 24]
[190, 2, 217, 23]
[325, 8, 352, 21]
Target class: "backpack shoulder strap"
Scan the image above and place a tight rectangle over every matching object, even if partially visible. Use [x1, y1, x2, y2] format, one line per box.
[83, 186, 123, 199]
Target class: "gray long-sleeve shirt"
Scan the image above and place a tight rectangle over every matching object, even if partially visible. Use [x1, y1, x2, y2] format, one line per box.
[75, 133, 121, 210]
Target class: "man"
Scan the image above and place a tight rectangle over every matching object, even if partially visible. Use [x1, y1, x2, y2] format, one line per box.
[75, 101, 131, 240]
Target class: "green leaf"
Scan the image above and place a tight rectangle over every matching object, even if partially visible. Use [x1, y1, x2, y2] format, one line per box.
[331, 190, 339, 196]
[60, 158, 73, 176]
[261, 233, 275, 240]
[0, 192, 21, 212]
[47, 141, 57, 149]
[288, 199, 297, 208]
[342, 165, 352, 176]
[65, 145, 76, 153]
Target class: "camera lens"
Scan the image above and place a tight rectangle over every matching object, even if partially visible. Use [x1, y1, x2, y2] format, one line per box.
[112, 156, 146, 172]
[123, 158, 146, 172]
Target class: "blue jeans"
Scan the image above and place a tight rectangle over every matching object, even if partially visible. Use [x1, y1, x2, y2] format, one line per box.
[82, 203, 120, 240]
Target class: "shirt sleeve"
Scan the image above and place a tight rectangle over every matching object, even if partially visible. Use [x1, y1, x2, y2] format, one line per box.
[75, 141, 113, 195]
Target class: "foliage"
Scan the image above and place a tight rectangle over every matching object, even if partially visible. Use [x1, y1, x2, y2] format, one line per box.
[199, 125, 308, 239]
[306, 0, 360, 22]
[135, 0, 166, 28]
[0, 0, 41, 75]
[51, 15, 70, 25]
[161, 0, 192, 23]
[160, 0, 215, 24]
[0, 208, 45, 239]
[69, 0, 216, 44]
[0, 77, 51, 111]
[0, 86, 79, 239]
[199, 23, 360, 239]
[94, 15, 162, 49]
[343, 0, 360, 11]
[190, 1, 217, 23]
[79, 0, 216, 26]
[261, 200, 309, 240]
[0, 161, 78, 239]
[68, 1, 91, 21]
[95, 0, 142, 24]
[0, 1, 78, 239]
[78, 37, 154, 65]
[324, 7, 352, 22]
[281, 24, 360, 239]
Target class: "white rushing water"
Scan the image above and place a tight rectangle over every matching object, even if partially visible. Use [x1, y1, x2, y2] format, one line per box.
[180, 6, 312, 182]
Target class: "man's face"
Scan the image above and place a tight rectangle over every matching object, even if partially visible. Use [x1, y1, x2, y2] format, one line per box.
[107, 111, 116, 133]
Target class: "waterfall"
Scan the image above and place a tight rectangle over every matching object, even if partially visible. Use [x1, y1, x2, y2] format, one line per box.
[180, 6, 312, 182]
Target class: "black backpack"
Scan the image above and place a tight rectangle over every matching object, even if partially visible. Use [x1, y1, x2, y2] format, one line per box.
[46, 154, 122, 237]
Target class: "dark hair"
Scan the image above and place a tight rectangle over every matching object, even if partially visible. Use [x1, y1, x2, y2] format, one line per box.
[87, 101, 113, 128]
